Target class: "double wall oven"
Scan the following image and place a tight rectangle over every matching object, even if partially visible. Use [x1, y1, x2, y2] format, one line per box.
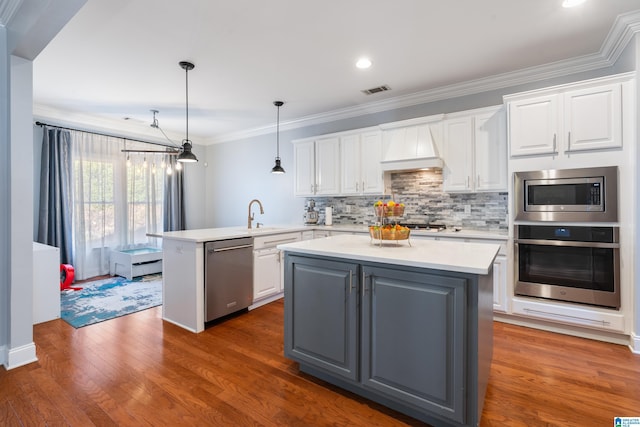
[513, 166, 620, 309]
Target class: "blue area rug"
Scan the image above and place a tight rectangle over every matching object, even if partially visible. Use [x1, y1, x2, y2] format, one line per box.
[61, 274, 162, 328]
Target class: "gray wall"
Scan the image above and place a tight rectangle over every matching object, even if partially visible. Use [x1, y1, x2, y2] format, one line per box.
[633, 36, 640, 346]
[0, 25, 9, 366]
[3, 0, 87, 369]
[10, 55, 35, 358]
[205, 131, 303, 227]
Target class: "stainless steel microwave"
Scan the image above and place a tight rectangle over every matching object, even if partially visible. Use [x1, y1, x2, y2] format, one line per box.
[514, 166, 618, 222]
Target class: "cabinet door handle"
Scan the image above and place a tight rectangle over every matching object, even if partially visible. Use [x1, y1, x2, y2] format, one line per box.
[349, 270, 354, 295]
[356, 182, 359, 192]
[362, 181, 365, 192]
[552, 133, 557, 153]
[362, 272, 369, 296]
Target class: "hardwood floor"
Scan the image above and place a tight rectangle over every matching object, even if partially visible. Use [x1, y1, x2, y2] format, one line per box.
[1, 300, 639, 426]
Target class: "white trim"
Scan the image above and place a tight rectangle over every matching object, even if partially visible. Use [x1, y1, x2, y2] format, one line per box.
[6, 342, 37, 370]
[249, 293, 283, 310]
[493, 313, 631, 348]
[0, 0, 21, 27]
[630, 332, 640, 354]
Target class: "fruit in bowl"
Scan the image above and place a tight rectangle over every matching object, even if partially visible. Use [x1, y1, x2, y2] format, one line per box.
[373, 200, 405, 217]
[369, 224, 410, 240]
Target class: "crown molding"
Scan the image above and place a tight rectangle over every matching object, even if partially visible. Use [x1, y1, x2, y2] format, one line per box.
[601, 9, 640, 63]
[0, 0, 21, 26]
[211, 10, 640, 145]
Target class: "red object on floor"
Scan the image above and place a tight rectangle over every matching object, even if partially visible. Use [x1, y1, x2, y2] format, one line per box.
[60, 264, 82, 291]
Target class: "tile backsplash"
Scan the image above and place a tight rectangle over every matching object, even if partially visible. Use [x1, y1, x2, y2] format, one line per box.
[308, 170, 508, 231]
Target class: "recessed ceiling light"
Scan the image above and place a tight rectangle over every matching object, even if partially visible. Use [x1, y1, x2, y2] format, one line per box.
[562, 0, 586, 8]
[356, 58, 372, 69]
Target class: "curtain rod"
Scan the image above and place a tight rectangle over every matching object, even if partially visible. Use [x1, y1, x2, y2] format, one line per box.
[34, 121, 180, 151]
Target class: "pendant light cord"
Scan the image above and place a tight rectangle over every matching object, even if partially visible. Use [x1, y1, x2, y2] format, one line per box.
[276, 104, 280, 158]
[185, 66, 189, 143]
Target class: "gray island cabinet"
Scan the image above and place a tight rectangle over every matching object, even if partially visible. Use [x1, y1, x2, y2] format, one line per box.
[279, 235, 499, 427]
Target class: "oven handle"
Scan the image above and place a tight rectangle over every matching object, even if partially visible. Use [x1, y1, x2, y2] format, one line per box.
[514, 238, 619, 249]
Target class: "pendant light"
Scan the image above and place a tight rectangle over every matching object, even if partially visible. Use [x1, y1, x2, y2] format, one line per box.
[177, 61, 198, 163]
[271, 100, 285, 174]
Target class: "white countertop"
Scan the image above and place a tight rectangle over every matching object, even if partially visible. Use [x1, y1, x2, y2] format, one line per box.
[278, 234, 500, 275]
[155, 224, 508, 243]
[152, 225, 311, 242]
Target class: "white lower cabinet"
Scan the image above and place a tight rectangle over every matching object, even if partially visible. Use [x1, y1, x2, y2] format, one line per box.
[253, 232, 301, 304]
[511, 297, 625, 333]
[492, 255, 508, 313]
[253, 247, 281, 300]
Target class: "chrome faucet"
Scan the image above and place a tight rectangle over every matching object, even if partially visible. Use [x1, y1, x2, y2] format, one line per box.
[247, 199, 264, 229]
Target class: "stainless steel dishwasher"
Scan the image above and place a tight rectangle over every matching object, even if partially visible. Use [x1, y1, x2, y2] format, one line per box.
[204, 237, 254, 322]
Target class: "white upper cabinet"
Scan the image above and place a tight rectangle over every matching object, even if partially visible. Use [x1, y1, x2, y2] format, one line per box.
[474, 108, 508, 191]
[563, 83, 622, 153]
[341, 130, 383, 195]
[507, 94, 559, 156]
[293, 137, 340, 197]
[315, 137, 341, 196]
[442, 115, 474, 192]
[442, 106, 506, 193]
[293, 140, 316, 196]
[506, 76, 625, 158]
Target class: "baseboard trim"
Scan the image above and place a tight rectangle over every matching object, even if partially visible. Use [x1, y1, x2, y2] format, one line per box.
[5, 342, 37, 370]
[629, 332, 640, 354]
[493, 313, 631, 347]
[249, 293, 283, 310]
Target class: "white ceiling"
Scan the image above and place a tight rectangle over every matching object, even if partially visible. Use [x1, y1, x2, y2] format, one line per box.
[32, 0, 640, 145]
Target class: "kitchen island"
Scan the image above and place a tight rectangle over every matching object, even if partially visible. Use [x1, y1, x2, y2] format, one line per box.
[157, 225, 306, 332]
[278, 234, 500, 427]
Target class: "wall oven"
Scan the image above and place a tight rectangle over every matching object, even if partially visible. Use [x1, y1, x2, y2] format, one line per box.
[515, 225, 620, 309]
[514, 166, 618, 222]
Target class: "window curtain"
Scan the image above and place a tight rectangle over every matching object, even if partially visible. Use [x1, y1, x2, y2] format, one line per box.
[37, 127, 73, 264]
[164, 156, 185, 231]
[37, 126, 183, 280]
[69, 131, 166, 280]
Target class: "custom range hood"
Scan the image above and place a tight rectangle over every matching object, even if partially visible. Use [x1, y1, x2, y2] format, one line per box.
[380, 118, 444, 172]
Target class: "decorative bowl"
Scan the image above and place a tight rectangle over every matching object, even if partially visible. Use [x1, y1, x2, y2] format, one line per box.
[373, 205, 405, 217]
[369, 225, 410, 241]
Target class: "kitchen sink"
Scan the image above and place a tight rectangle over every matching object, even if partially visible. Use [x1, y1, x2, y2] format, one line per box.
[229, 226, 284, 234]
[247, 226, 283, 233]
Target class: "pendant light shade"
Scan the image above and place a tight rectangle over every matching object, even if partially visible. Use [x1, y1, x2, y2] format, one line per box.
[177, 61, 198, 163]
[271, 100, 285, 174]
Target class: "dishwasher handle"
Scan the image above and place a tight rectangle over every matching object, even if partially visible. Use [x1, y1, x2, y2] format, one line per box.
[208, 243, 254, 254]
